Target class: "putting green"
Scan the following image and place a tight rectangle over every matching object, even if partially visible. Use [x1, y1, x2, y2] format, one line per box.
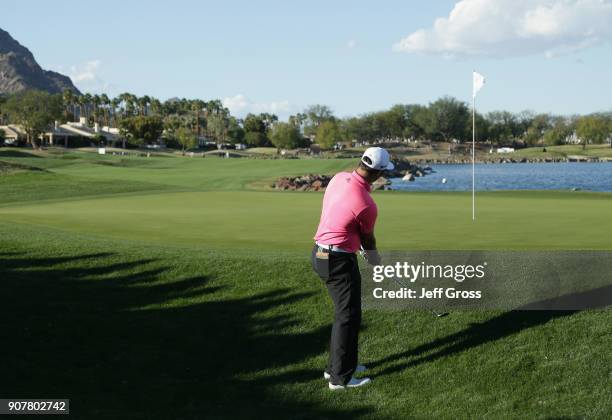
[1, 189, 610, 251]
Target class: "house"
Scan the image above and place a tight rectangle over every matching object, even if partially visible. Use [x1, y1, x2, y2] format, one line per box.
[0, 125, 24, 144]
[2, 117, 124, 148]
[565, 133, 582, 145]
[48, 118, 122, 147]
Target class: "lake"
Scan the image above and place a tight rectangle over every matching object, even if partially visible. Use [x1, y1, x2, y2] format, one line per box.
[390, 162, 612, 192]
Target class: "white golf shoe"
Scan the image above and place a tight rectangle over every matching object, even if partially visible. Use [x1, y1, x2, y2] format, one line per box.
[324, 365, 367, 380]
[328, 377, 371, 390]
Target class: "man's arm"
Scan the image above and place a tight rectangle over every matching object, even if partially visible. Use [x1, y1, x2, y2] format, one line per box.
[357, 203, 380, 265]
[360, 231, 377, 251]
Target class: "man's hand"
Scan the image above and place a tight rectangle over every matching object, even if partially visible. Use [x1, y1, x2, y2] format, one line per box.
[361, 249, 381, 266]
[360, 231, 380, 265]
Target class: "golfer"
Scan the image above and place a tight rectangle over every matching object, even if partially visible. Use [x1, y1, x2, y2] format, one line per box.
[311, 147, 393, 390]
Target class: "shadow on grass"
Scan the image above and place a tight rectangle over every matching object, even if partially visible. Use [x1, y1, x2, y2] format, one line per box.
[372, 286, 612, 377]
[370, 310, 576, 377]
[0, 251, 369, 419]
[0, 149, 41, 158]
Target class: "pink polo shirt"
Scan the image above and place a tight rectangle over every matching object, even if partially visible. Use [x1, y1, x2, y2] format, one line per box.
[314, 171, 378, 253]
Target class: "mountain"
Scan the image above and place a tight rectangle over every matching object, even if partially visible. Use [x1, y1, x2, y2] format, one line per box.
[0, 28, 80, 95]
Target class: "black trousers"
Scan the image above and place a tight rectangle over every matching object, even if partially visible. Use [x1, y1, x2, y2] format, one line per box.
[311, 244, 362, 385]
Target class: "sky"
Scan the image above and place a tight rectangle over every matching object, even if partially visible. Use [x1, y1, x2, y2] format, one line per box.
[2, 0, 612, 119]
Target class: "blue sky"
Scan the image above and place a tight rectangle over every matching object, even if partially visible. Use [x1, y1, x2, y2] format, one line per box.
[3, 0, 611, 119]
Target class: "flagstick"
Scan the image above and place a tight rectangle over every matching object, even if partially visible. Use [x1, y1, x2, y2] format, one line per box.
[472, 93, 476, 221]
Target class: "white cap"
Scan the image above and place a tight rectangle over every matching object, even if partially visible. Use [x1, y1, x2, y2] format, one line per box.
[361, 147, 394, 171]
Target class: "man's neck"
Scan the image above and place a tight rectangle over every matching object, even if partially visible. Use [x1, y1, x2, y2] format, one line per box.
[355, 168, 372, 184]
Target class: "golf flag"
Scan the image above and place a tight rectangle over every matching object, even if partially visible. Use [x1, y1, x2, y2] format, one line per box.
[471, 70, 486, 221]
[473, 71, 485, 98]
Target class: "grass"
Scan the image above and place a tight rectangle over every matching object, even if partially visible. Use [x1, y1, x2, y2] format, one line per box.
[0, 148, 611, 419]
[510, 144, 612, 159]
[1, 190, 611, 251]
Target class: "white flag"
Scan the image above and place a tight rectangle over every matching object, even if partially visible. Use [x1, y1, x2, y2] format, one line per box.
[473, 71, 485, 98]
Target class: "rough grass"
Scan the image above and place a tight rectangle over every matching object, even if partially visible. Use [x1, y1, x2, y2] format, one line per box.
[0, 149, 611, 419]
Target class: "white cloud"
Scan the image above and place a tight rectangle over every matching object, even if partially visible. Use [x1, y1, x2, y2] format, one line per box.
[347, 39, 357, 49]
[69, 59, 101, 82]
[222, 94, 292, 118]
[393, 0, 612, 58]
[51, 59, 114, 93]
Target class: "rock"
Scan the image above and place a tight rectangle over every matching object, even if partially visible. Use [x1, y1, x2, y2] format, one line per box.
[402, 173, 415, 182]
[371, 177, 391, 191]
[272, 174, 332, 191]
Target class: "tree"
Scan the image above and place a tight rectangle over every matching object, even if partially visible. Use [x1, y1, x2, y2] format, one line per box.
[118, 92, 137, 117]
[243, 113, 270, 147]
[402, 104, 428, 140]
[226, 117, 245, 145]
[543, 117, 573, 146]
[82, 93, 92, 121]
[175, 127, 198, 153]
[342, 116, 368, 142]
[381, 105, 409, 139]
[576, 114, 611, 150]
[138, 95, 151, 116]
[207, 113, 228, 145]
[110, 97, 121, 127]
[288, 112, 307, 130]
[62, 89, 76, 123]
[303, 104, 334, 136]
[423, 96, 470, 142]
[316, 120, 344, 149]
[270, 122, 302, 150]
[515, 110, 536, 138]
[92, 94, 101, 124]
[4, 90, 63, 148]
[523, 114, 551, 146]
[191, 99, 205, 137]
[469, 112, 490, 143]
[486, 111, 519, 145]
[119, 116, 164, 145]
[100, 94, 110, 126]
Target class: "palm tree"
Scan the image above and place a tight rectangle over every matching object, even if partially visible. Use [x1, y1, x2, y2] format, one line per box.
[138, 95, 151, 116]
[150, 98, 162, 116]
[191, 100, 205, 137]
[100, 94, 110, 127]
[111, 97, 121, 128]
[118, 92, 136, 117]
[92, 94, 102, 124]
[78, 95, 88, 122]
[62, 89, 76, 123]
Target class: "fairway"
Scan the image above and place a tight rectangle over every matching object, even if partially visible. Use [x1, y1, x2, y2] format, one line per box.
[1, 149, 611, 419]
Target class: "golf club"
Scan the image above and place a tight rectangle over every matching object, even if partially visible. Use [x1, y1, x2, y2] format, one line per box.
[359, 247, 449, 318]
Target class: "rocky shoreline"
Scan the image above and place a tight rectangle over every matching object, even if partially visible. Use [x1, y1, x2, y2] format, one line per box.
[271, 155, 609, 192]
[405, 156, 610, 165]
[272, 174, 332, 191]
